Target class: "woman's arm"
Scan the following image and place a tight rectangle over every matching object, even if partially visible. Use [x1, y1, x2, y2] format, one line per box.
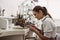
[27, 25, 50, 40]
[30, 25, 42, 33]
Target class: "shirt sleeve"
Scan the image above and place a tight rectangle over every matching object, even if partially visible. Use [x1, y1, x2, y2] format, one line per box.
[43, 18, 54, 38]
[43, 20, 53, 32]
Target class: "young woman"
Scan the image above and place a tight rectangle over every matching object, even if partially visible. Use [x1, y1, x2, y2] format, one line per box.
[27, 6, 57, 40]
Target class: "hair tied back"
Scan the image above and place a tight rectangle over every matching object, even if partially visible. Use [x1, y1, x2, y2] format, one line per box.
[42, 7, 47, 12]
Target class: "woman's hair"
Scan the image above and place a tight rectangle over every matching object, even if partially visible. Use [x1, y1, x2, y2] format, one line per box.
[33, 6, 52, 19]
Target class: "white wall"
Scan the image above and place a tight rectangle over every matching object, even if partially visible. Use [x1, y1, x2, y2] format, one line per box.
[38, 0, 47, 7]
[47, 0, 60, 19]
[0, 0, 25, 16]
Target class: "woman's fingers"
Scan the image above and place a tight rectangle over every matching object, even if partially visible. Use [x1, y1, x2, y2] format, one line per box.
[25, 24, 37, 31]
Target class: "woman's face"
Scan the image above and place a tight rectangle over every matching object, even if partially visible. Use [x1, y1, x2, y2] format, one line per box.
[33, 10, 44, 20]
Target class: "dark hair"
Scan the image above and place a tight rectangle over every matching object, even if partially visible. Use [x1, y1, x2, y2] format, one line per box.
[33, 6, 52, 19]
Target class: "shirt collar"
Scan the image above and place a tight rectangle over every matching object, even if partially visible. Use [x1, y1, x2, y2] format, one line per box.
[41, 15, 50, 22]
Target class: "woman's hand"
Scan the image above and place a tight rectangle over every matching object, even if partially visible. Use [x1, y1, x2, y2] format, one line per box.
[26, 25, 38, 32]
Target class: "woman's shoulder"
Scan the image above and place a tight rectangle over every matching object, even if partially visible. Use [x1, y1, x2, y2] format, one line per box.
[44, 17, 53, 22]
[43, 17, 55, 25]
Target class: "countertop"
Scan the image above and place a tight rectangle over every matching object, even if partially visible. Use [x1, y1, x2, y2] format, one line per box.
[0, 28, 29, 37]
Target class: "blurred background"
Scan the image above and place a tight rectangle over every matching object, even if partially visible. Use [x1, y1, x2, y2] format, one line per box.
[0, 0, 60, 40]
[0, 0, 60, 26]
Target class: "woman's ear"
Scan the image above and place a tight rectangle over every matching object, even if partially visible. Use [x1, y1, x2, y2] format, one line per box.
[39, 10, 43, 14]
